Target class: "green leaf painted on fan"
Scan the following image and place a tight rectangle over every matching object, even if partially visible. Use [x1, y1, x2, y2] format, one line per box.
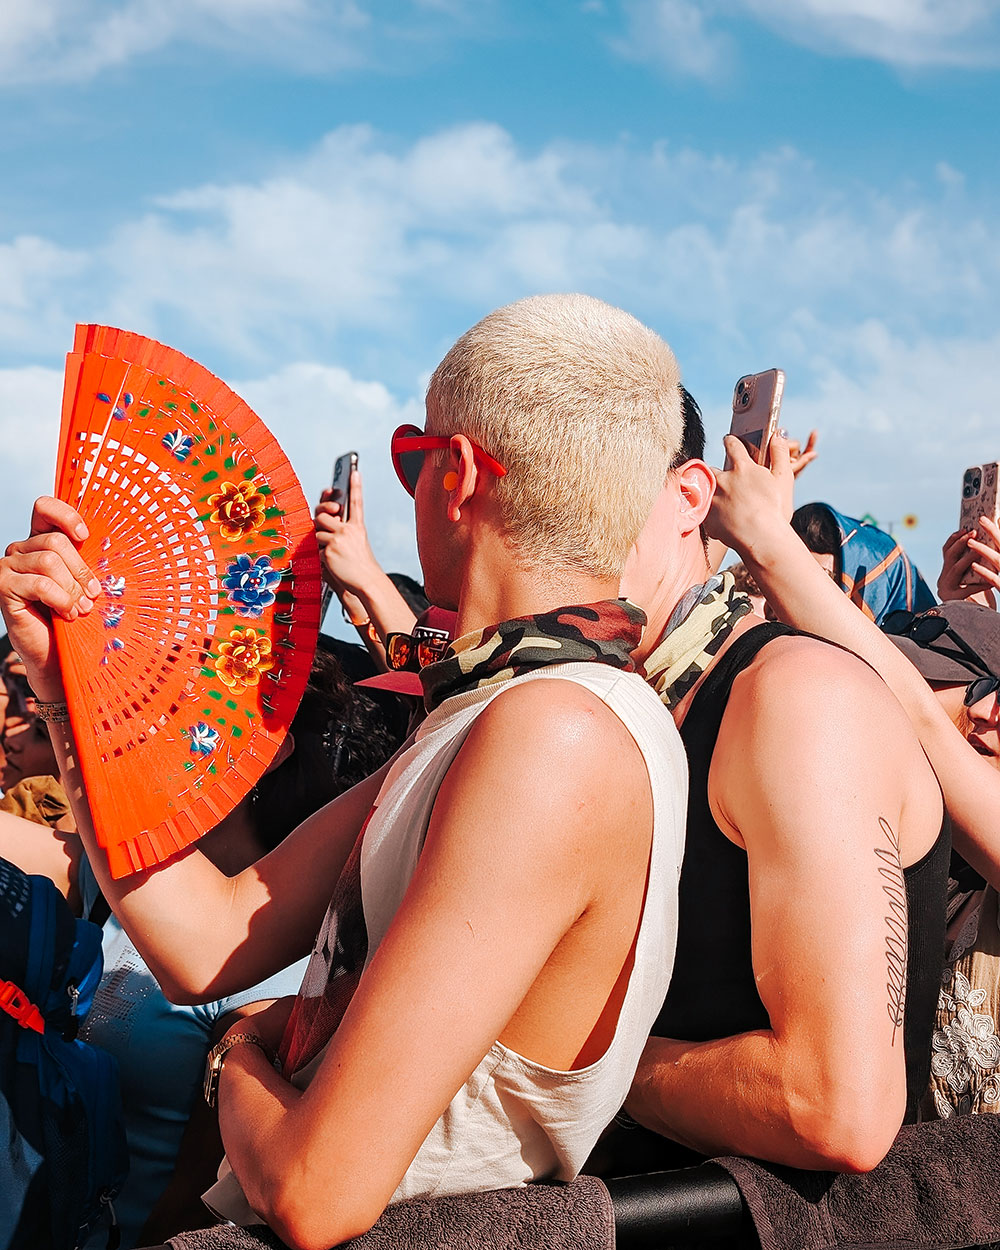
[208, 764, 218, 776]
[204, 444, 217, 456]
[260, 528, 278, 537]
[190, 401, 200, 414]
[138, 407, 150, 418]
[243, 466, 258, 480]
[270, 548, 287, 559]
[245, 709, 256, 721]
[220, 607, 235, 616]
[258, 485, 272, 496]
[191, 459, 201, 467]
[225, 699, 237, 711]
[183, 760, 195, 771]
[224, 456, 236, 470]
[231, 726, 243, 739]
[208, 690, 222, 702]
[264, 506, 282, 519]
[208, 421, 218, 432]
[216, 717, 226, 727]
[165, 402, 178, 411]
[202, 470, 219, 482]
[200, 667, 215, 678]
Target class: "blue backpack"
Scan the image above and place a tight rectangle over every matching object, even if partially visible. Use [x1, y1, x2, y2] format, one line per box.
[0, 857, 128, 1249]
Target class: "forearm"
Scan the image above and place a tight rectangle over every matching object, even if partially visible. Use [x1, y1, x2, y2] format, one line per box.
[48, 719, 246, 1000]
[626, 1031, 898, 1172]
[355, 573, 417, 645]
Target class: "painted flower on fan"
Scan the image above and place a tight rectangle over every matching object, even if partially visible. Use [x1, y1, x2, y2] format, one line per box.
[162, 430, 195, 462]
[214, 629, 276, 694]
[101, 575, 126, 598]
[207, 480, 267, 540]
[188, 722, 221, 757]
[222, 554, 281, 618]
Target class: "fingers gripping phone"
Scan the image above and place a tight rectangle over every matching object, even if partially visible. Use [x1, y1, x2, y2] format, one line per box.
[960, 462, 1000, 584]
[728, 369, 785, 466]
[331, 451, 359, 521]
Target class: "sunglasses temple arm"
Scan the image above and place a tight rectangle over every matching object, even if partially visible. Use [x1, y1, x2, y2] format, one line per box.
[943, 627, 995, 677]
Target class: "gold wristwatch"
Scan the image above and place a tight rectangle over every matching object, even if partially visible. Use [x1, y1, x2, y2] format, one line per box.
[203, 1032, 276, 1107]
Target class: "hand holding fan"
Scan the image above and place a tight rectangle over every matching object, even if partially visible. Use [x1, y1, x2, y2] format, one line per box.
[53, 325, 322, 878]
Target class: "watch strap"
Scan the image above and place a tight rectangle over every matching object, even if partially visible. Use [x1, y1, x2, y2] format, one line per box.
[203, 1031, 276, 1107]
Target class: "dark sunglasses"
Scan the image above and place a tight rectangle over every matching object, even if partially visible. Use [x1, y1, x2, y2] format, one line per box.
[2, 670, 35, 719]
[385, 628, 451, 673]
[390, 424, 507, 498]
[883, 610, 1000, 707]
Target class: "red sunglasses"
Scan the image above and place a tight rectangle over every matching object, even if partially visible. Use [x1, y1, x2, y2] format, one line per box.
[390, 424, 507, 497]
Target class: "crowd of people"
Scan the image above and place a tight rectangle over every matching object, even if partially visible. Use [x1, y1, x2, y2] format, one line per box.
[2, 293, 1000, 1250]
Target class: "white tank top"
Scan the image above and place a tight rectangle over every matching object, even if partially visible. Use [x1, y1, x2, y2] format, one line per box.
[206, 662, 686, 1220]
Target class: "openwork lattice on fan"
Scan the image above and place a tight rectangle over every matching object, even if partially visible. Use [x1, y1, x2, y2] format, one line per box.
[53, 325, 322, 878]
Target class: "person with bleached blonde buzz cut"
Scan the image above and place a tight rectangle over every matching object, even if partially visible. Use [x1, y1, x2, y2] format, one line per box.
[2, 293, 689, 1250]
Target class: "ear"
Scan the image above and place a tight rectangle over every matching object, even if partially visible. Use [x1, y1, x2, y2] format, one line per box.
[674, 459, 716, 535]
[445, 435, 480, 524]
[263, 730, 295, 776]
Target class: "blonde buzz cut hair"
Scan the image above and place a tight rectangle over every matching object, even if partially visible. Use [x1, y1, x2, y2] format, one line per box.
[425, 293, 683, 579]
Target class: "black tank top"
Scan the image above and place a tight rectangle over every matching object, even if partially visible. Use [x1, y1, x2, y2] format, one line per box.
[596, 621, 950, 1178]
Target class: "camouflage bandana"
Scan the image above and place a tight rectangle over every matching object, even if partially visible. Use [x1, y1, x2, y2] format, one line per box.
[643, 572, 753, 711]
[419, 599, 647, 713]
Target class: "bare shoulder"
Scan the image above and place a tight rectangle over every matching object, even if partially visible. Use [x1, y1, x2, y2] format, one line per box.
[438, 675, 654, 859]
[713, 633, 941, 856]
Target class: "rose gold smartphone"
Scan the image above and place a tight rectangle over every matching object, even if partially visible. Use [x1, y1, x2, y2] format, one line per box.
[728, 369, 785, 466]
[960, 462, 1000, 584]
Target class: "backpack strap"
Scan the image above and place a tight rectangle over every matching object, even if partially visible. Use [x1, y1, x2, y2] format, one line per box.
[0, 979, 45, 1033]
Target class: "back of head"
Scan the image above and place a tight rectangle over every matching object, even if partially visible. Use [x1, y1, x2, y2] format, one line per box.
[791, 503, 842, 563]
[426, 294, 682, 579]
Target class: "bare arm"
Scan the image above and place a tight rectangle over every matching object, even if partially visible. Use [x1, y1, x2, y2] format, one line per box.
[0, 496, 386, 1002]
[627, 642, 923, 1170]
[217, 680, 652, 1250]
[0, 809, 81, 911]
[315, 470, 417, 666]
[707, 436, 1000, 888]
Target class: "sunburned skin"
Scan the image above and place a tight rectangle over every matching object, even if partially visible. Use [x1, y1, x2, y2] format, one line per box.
[874, 817, 908, 1046]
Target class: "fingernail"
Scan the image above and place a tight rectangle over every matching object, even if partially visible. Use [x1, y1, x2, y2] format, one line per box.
[78, 596, 93, 612]
[87, 578, 102, 597]
[74, 523, 87, 540]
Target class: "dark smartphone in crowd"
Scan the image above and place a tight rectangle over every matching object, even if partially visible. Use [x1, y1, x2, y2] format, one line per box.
[960, 461, 1000, 585]
[728, 369, 785, 466]
[321, 451, 359, 621]
[331, 450, 359, 521]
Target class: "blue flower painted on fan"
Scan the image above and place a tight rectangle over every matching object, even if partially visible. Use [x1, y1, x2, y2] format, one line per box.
[101, 606, 125, 629]
[162, 430, 195, 461]
[188, 723, 220, 757]
[101, 575, 126, 598]
[96, 391, 133, 420]
[222, 554, 281, 618]
[100, 638, 125, 666]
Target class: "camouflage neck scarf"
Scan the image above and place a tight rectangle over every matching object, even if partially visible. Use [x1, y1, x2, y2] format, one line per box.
[419, 599, 647, 713]
[642, 572, 753, 711]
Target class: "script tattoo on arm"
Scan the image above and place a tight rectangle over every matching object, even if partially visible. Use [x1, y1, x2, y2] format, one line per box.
[874, 816, 908, 1045]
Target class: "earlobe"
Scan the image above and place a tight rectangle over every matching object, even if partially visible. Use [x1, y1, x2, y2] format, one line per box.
[677, 461, 716, 534]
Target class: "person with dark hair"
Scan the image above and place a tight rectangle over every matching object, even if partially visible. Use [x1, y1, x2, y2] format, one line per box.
[791, 502, 935, 625]
[603, 402, 948, 1178]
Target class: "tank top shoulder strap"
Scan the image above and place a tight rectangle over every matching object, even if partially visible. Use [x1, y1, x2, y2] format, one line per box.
[680, 621, 795, 754]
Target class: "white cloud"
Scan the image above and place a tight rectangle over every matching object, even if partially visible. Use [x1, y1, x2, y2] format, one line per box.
[615, 0, 1000, 71]
[0, 0, 417, 85]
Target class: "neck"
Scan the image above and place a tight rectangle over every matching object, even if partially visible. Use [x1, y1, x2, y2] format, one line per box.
[632, 535, 713, 666]
[452, 528, 619, 638]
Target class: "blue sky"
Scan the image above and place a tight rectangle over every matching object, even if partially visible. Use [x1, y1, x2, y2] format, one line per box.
[2, 0, 999, 630]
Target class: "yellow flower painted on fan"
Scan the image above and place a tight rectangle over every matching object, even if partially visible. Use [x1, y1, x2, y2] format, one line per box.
[207, 480, 267, 540]
[214, 629, 276, 695]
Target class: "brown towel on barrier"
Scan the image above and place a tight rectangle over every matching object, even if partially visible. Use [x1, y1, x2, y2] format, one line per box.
[166, 1175, 614, 1250]
[714, 1113, 1000, 1250]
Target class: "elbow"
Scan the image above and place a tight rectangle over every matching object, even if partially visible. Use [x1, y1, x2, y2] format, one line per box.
[156, 970, 219, 1007]
[267, 1177, 382, 1250]
[789, 1083, 904, 1173]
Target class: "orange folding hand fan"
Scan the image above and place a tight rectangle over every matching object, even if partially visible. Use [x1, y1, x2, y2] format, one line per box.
[53, 325, 322, 878]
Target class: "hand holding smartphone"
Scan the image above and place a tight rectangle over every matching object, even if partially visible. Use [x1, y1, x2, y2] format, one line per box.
[728, 369, 785, 467]
[960, 461, 1000, 585]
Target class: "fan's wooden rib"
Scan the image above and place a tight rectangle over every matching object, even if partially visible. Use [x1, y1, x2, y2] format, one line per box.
[53, 325, 322, 878]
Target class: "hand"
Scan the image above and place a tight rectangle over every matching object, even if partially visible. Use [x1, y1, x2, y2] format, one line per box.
[314, 470, 382, 601]
[938, 521, 1000, 609]
[0, 498, 102, 701]
[787, 429, 818, 478]
[707, 433, 795, 556]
